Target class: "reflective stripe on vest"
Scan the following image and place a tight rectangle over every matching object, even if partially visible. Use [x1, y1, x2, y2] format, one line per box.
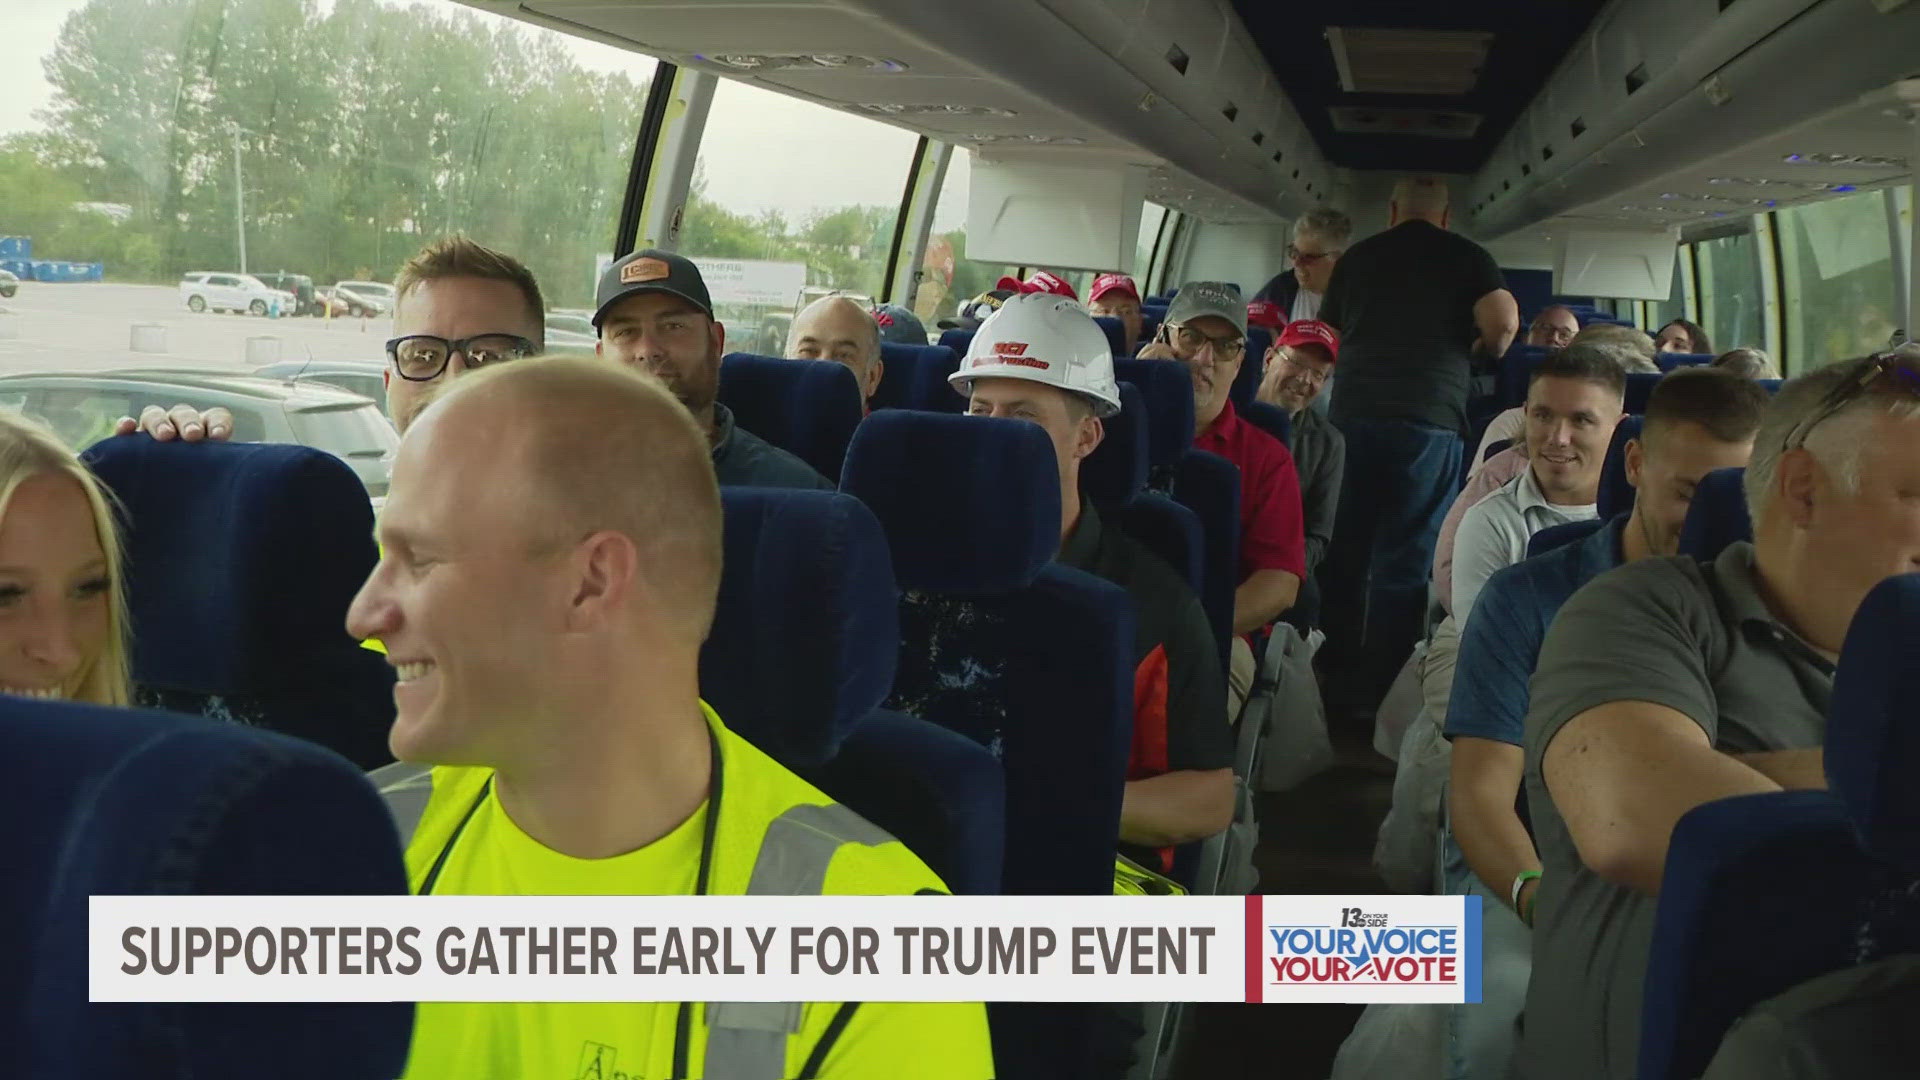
[371, 765, 900, 1079]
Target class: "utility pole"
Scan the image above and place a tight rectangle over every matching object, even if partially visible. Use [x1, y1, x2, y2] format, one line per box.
[228, 120, 247, 273]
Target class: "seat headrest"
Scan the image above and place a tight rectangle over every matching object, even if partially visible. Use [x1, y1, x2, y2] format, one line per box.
[1090, 315, 1126, 358]
[83, 437, 376, 694]
[1656, 352, 1715, 372]
[1598, 415, 1643, 519]
[702, 490, 898, 766]
[1677, 467, 1751, 560]
[938, 327, 974, 357]
[1240, 400, 1292, 448]
[1624, 371, 1663, 414]
[1230, 327, 1273, 408]
[841, 411, 1060, 593]
[875, 342, 964, 413]
[4, 700, 410, 1074]
[1083, 382, 1149, 505]
[1528, 518, 1607, 559]
[1113, 357, 1197, 471]
[718, 354, 863, 482]
[1829, 573, 1920, 870]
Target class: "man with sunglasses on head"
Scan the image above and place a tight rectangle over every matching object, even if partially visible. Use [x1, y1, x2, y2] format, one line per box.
[1516, 346, 1920, 1080]
[1140, 280, 1306, 710]
[596, 250, 831, 490]
[116, 236, 547, 441]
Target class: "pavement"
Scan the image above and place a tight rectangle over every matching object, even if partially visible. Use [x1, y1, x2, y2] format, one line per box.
[0, 281, 396, 375]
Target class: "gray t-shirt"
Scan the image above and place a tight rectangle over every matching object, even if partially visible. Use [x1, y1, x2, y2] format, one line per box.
[1518, 542, 1834, 1080]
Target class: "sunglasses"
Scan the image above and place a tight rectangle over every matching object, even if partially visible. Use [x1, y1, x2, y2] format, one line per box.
[1781, 351, 1920, 452]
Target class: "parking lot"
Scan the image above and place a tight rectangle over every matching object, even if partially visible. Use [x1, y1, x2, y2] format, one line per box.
[0, 281, 396, 374]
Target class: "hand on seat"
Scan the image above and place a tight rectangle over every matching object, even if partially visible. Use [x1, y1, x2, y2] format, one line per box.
[114, 404, 233, 442]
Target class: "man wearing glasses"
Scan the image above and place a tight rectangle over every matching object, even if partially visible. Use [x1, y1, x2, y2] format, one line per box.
[1252, 208, 1351, 326]
[1140, 281, 1307, 709]
[1516, 347, 1920, 1080]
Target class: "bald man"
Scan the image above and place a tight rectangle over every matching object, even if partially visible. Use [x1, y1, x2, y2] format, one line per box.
[360, 357, 992, 1079]
[1316, 176, 1519, 718]
[788, 295, 884, 410]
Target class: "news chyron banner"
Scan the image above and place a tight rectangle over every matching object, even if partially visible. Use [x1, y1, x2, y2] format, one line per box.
[92, 895, 1480, 1004]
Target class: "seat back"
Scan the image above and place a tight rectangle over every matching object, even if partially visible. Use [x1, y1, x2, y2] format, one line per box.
[1172, 449, 1242, 671]
[1230, 327, 1271, 408]
[841, 411, 1135, 1079]
[1114, 357, 1198, 485]
[1498, 344, 1553, 406]
[1091, 315, 1126, 359]
[718, 354, 863, 482]
[1527, 518, 1606, 558]
[1598, 415, 1643, 519]
[1656, 351, 1716, 372]
[704, 488, 1006, 896]
[1624, 371, 1664, 413]
[1678, 467, 1751, 560]
[84, 437, 394, 768]
[2, 699, 411, 1077]
[1241, 400, 1292, 448]
[1084, 383, 1204, 592]
[873, 341, 965, 413]
[938, 327, 974, 356]
[1827, 573, 1920, 875]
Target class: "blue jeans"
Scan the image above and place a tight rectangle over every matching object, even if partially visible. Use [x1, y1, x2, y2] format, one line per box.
[1320, 417, 1463, 705]
[1438, 802, 1530, 1080]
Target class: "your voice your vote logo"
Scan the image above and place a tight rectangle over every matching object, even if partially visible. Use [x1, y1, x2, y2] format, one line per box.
[1242, 896, 1482, 1003]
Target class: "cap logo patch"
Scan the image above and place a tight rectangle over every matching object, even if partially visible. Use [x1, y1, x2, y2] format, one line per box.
[994, 341, 1029, 357]
[621, 257, 670, 284]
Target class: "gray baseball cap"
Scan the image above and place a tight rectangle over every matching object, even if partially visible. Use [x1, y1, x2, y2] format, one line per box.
[1164, 281, 1247, 337]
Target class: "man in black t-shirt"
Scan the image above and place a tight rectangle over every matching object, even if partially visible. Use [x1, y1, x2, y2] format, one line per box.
[1315, 176, 1519, 714]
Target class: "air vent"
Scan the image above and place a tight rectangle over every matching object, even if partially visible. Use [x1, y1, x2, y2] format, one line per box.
[851, 103, 1017, 118]
[1292, 169, 1301, 179]
[1328, 107, 1482, 139]
[1542, 144, 1555, 161]
[1165, 44, 1189, 76]
[1325, 27, 1493, 95]
[1570, 117, 1587, 139]
[1222, 102, 1238, 122]
[1625, 63, 1649, 95]
[1252, 132, 1265, 146]
[1521, 163, 1531, 177]
[698, 54, 908, 73]
[1272, 150, 1285, 164]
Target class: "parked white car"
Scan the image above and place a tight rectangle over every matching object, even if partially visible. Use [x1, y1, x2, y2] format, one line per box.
[178, 271, 298, 316]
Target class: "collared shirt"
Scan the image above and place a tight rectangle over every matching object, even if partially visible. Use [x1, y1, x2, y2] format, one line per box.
[1519, 542, 1834, 1080]
[1450, 464, 1597, 622]
[1194, 400, 1308, 582]
[1290, 289, 1322, 323]
[1434, 447, 1527, 616]
[1287, 405, 1345, 574]
[709, 402, 834, 490]
[1058, 502, 1230, 871]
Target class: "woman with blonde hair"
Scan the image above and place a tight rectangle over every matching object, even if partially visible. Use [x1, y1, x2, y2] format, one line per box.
[0, 409, 131, 706]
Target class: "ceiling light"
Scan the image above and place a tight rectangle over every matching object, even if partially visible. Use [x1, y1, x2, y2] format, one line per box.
[962, 134, 1087, 145]
[1781, 152, 1907, 168]
[853, 103, 1017, 118]
[698, 54, 909, 73]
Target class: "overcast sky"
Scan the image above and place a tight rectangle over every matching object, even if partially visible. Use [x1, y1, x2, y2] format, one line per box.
[0, 0, 970, 228]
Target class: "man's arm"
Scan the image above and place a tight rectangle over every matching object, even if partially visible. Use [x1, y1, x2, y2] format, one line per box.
[1122, 769, 1234, 846]
[1732, 748, 1827, 790]
[1234, 570, 1298, 634]
[1449, 497, 1518, 624]
[1449, 738, 1539, 913]
[1471, 289, 1520, 359]
[1542, 700, 1787, 896]
[112, 404, 234, 441]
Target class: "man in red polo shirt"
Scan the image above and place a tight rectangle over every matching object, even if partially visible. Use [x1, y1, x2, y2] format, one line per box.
[1141, 280, 1307, 710]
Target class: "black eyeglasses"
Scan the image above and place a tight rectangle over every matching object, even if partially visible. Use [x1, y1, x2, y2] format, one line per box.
[1287, 244, 1339, 263]
[1782, 350, 1920, 452]
[1163, 321, 1246, 361]
[385, 334, 538, 381]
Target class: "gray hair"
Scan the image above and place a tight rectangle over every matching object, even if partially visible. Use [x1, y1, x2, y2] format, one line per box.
[1294, 208, 1353, 248]
[1744, 346, 1920, 525]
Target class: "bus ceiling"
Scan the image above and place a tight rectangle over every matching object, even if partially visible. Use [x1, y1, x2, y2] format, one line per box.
[485, 0, 1916, 241]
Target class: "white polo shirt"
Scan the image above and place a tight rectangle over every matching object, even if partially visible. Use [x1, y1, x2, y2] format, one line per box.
[1451, 464, 1597, 623]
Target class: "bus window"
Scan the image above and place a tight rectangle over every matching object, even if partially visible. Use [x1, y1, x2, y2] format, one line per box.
[1135, 202, 1169, 292]
[1695, 232, 1765, 355]
[920, 146, 1020, 326]
[681, 78, 918, 355]
[1779, 190, 1900, 370]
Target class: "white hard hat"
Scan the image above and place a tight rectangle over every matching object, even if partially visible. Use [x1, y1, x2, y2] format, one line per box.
[948, 293, 1123, 418]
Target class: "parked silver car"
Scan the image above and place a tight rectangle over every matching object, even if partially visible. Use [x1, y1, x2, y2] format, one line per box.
[251, 359, 390, 419]
[0, 369, 397, 500]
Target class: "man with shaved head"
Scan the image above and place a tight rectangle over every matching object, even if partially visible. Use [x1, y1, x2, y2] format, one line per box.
[788, 293, 884, 410]
[1316, 175, 1520, 719]
[360, 356, 992, 1079]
